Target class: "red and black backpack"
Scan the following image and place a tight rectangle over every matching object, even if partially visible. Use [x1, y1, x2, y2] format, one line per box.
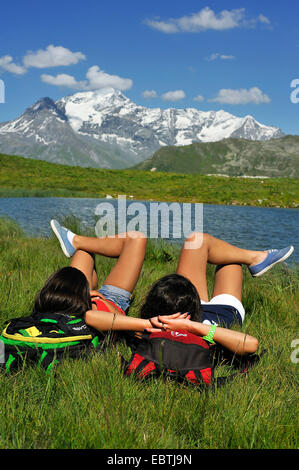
[122, 329, 261, 389]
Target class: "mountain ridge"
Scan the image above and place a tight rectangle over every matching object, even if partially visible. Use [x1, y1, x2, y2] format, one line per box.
[0, 88, 285, 169]
[133, 135, 299, 178]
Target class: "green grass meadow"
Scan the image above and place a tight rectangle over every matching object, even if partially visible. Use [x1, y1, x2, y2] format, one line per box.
[0, 217, 298, 449]
[1, 152, 298, 208]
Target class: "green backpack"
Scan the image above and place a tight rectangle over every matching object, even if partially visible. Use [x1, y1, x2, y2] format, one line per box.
[0, 312, 104, 373]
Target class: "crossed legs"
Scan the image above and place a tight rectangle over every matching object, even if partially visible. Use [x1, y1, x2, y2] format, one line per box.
[69, 231, 147, 293]
[70, 230, 267, 302]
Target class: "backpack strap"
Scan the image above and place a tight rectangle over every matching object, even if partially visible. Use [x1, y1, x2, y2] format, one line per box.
[122, 352, 158, 379]
[212, 350, 265, 388]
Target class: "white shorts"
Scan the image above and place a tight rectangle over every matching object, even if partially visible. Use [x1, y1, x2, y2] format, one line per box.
[201, 294, 245, 327]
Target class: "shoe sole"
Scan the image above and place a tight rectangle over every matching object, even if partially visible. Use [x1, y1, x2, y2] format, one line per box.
[50, 219, 72, 258]
[251, 245, 294, 277]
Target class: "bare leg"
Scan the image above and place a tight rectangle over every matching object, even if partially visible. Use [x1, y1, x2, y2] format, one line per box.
[91, 267, 98, 290]
[176, 234, 210, 301]
[211, 264, 243, 301]
[70, 250, 97, 289]
[176, 232, 267, 301]
[72, 231, 147, 293]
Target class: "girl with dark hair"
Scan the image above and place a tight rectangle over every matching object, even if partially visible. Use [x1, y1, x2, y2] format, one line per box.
[140, 232, 293, 352]
[139, 273, 202, 322]
[46, 220, 188, 332]
[33, 266, 92, 317]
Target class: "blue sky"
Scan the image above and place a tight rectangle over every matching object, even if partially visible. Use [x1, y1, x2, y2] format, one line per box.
[0, 0, 298, 134]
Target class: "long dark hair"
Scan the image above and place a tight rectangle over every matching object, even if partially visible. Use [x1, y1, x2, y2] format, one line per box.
[33, 267, 92, 317]
[140, 273, 202, 322]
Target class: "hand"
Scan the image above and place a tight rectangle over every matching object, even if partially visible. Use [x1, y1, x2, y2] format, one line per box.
[146, 312, 190, 333]
[156, 315, 192, 333]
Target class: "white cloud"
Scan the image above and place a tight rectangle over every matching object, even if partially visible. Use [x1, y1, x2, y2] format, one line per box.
[161, 90, 186, 101]
[86, 65, 132, 91]
[145, 7, 244, 33]
[0, 46, 131, 94]
[0, 55, 27, 75]
[145, 20, 179, 34]
[220, 55, 235, 60]
[193, 94, 204, 102]
[206, 52, 235, 61]
[23, 45, 86, 68]
[258, 14, 271, 25]
[145, 7, 271, 33]
[179, 7, 244, 32]
[41, 73, 86, 89]
[41, 66, 133, 91]
[206, 53, 220, 61]
[209, 87, 271, 105]
[142, 90, 158, 99]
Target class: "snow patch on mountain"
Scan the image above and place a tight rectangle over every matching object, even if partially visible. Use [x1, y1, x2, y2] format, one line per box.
[0, 87, 284, 169]
[58, 88, 283, 156]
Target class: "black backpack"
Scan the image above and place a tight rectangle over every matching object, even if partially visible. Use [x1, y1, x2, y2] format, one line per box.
[122, 329, 261, 389]
[0, 312, 106, 373]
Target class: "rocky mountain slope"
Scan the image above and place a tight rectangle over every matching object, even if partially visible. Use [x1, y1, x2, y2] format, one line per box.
[133, 136, 299, 178]
[0, 88, 284, 168]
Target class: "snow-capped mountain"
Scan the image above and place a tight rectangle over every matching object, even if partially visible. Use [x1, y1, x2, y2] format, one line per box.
[0, 96, 139, 168]
[0, 88, 284, 168]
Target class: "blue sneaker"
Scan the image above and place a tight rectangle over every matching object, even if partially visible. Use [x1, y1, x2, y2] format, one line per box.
[50, 219, 76, 258]
[249, 245, 294, 277]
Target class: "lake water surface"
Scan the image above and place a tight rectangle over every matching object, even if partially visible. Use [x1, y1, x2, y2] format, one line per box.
[0, 197, 298, 265]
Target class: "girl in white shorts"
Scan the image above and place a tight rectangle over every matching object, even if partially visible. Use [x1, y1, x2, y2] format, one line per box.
[139, 232, 293, 339]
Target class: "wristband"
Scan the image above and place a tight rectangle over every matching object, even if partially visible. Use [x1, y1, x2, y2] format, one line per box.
[203, 324, 216, 344]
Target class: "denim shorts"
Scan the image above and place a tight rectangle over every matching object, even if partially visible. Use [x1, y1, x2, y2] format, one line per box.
[98, 284, 132, 314]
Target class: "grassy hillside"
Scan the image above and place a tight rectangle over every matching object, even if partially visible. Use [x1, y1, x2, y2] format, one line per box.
[0, 152, 298, 208]
[0, 217, 298, 449]
[133, 136, 299, 178]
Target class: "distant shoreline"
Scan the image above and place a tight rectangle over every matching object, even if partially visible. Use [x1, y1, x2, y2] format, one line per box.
[1, 153, 298, 209]
[0, 190, 298, 210]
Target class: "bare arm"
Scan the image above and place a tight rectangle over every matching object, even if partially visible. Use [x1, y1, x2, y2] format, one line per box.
[152, 316, 258, 355]
[84, 310, 189, 333]
[85, 310, 150, 331]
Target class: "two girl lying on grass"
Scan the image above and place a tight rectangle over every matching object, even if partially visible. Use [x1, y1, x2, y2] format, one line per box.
[34, 219, 293, 357]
